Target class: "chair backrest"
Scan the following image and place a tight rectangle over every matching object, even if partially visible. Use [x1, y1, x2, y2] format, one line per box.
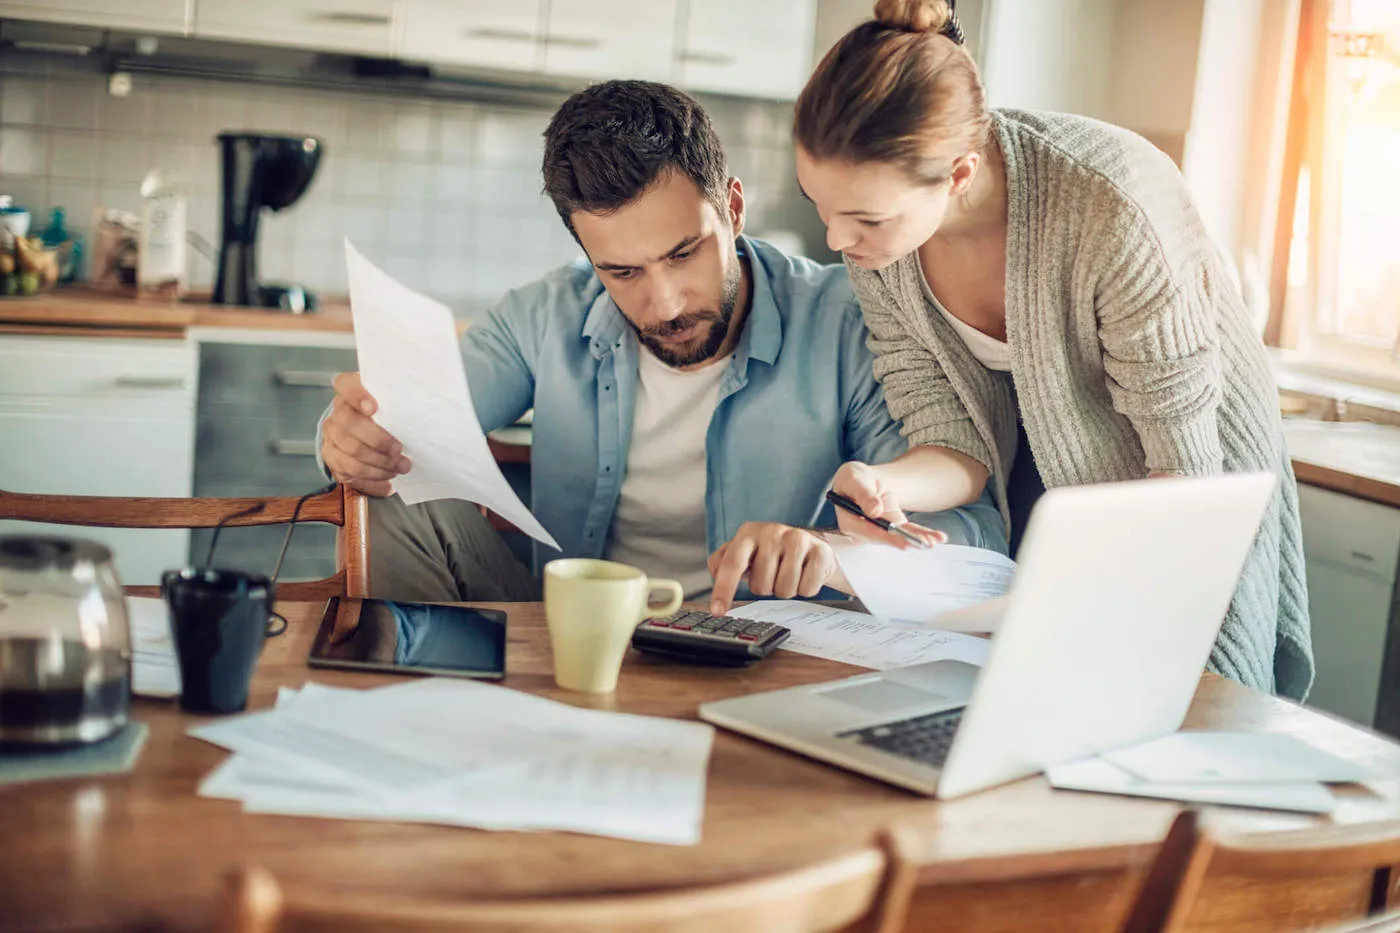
[1121, 810, 1400, 933]
[0, 484, 369, 600]
[219, 834, 917, 933]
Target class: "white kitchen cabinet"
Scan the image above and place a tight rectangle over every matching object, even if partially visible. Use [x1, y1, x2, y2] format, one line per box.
[194, 0, 397, 56]
[398, 0, 542, 72]
[1297, 483, 1400, 728]
[0, 336, 197, 588]
[678, 0, 816, 100]
[0, 0, 189, 33]
[542, 0, 678, 83]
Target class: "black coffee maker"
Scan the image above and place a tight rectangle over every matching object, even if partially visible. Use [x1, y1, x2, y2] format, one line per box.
[211, 133, 322, 310]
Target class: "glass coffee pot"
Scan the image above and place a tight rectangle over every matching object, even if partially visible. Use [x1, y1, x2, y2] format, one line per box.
[0, 535, 131, 745]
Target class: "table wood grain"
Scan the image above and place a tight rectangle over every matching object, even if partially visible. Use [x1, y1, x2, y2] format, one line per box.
[2, 601, 1397, 932]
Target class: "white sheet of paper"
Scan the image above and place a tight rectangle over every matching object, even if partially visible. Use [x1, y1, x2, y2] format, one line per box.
[345, 241, 558, 549]
[125, 596, 181, 698]
[190, 708, 464, 790]
[1047, 757, 1337, 814]
[728, 600, 990, 670]
[935, 595, 1010, 633]
[1101, 732, 1374, 785]
[273, 678, 595, 788]
[191, 677, 714, 845]
[828, 539, 1016, 631]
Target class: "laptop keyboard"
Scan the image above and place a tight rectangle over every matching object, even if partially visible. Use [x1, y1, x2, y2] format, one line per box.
[838, 707, 966, 769]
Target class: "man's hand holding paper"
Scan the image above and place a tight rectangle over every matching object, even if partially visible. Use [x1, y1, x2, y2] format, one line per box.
[321, 372, 411, 498]
[334, 241, 559, 550]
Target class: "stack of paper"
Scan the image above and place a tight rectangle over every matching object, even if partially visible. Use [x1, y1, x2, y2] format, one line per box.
[190, 678, 715, 845]
[728, 600, 991, 670]
[1047, 732, 1377, 814]
[126, 596, 181, 699]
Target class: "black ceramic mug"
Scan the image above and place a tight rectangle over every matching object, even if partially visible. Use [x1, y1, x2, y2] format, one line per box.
[161, 568, 274, 714]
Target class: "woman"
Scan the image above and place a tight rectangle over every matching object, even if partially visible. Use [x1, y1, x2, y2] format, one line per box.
[793, 0, 1312, 698]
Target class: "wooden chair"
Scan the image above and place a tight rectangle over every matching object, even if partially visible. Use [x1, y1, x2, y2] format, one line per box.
[1120, 809, 1400, 933]
[0, 484, 369, 600]
[217, 831, 919, 933]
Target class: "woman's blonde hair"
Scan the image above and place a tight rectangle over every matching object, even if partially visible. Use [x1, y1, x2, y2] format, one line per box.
[794, 0, 990, 186]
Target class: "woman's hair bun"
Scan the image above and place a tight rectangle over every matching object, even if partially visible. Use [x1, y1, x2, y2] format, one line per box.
[872, 0, 953, 34]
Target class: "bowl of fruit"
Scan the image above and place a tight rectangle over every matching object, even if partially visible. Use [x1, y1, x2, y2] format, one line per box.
[0, 236, 65, 297]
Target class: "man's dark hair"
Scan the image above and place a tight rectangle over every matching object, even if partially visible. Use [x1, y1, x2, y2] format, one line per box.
[542, 80, 730, 239]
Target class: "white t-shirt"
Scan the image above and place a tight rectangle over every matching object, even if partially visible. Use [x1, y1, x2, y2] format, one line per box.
[919, 264, 1011, 372]
[605, 347, 730, 598]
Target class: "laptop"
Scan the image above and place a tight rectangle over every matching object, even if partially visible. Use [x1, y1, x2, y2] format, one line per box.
[699, 472, 1277, 799]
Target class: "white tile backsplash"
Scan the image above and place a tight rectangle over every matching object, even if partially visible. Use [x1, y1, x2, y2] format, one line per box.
[391, 161, 434, 202]
[47, 181, 96, 223]
[49, 130, 97, 181]
[96, 83, 151, 135]
[0, 127, 46, 176]
[47, 79, 100, 132]
[341, 155, 390, 199]
[386, 205, 429, 249]
[1, 62, 806, 314]
[248, 91, 302, 135]
[149, 82, 200, 135]
[99, 135, 150, 185]
[296, 96, 347, 149]
[342, 99, 386, 155]
[196, 90, 251, 139]
[1, 174, 47, 219]
[432, 162, 476, 203]
[389, 104, 435, 156]
[0, 76, 48, 125]
[477, 108, 546, 166]
[437, 106, 477, 158]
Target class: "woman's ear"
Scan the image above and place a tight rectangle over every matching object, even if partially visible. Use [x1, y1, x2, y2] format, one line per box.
[948, 151, 982, 199]
[726, 177, 747, 237]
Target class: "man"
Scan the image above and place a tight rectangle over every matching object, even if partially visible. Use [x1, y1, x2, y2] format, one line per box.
[320, 80, 1004, 615]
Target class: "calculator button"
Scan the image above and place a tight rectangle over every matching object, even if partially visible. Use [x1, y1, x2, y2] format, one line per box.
[670, 621, 693, 630]
[742, 622, 771, 636]
[738, 633, 757, 641]
[720, 619, 747, 634]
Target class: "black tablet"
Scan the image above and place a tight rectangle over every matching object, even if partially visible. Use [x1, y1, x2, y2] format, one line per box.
[307, 597, 507, 680]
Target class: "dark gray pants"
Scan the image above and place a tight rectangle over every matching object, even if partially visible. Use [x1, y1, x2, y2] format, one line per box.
[368, 496, 540, 602]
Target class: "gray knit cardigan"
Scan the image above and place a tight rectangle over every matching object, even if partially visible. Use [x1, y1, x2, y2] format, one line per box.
[847, 109, 1313, 700]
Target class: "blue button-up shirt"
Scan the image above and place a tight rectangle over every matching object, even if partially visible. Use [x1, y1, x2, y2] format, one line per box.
[461, 236, 1005, 574]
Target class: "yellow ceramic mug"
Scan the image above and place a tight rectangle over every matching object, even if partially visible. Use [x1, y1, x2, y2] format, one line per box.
[543, 559, 684, 693]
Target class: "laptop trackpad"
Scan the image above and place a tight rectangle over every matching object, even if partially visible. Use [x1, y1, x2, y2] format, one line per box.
[818, 679, 948, 714]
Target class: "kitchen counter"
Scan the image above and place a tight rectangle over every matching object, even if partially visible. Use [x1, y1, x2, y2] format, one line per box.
[0, 288, 354, 337]
[1284, 420, 1400, 509]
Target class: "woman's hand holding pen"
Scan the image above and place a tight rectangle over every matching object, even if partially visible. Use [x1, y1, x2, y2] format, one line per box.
[829, 461, 947, 549]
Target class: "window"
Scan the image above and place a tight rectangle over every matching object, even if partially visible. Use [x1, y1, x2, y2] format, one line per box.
[1282, 0, 1400, 376]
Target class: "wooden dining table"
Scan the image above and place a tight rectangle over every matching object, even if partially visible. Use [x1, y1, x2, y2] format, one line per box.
[3, 600, 1399, 933]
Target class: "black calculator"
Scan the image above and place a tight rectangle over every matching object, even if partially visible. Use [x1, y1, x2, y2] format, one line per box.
[631, 610, 791, 667]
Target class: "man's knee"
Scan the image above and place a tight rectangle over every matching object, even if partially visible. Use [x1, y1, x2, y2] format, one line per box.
[369, 495, 490, 549]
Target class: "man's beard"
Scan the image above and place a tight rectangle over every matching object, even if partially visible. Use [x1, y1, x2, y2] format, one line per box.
[634, 261, 742, 367]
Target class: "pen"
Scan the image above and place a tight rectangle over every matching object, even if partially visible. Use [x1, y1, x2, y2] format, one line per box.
[824, 489, 931, 549]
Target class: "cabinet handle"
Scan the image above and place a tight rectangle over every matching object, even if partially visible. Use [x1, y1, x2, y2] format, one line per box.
[679, 50, 736, 66]
[114, 375, 187, 389]
[467, 27, 535, 42]
[308, 11, 392, 26]
[1350, 550, 1376, 563]
[543, 34, 602, 49]
[272, 439, 318, 457]
[275, 370, 339, 388]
